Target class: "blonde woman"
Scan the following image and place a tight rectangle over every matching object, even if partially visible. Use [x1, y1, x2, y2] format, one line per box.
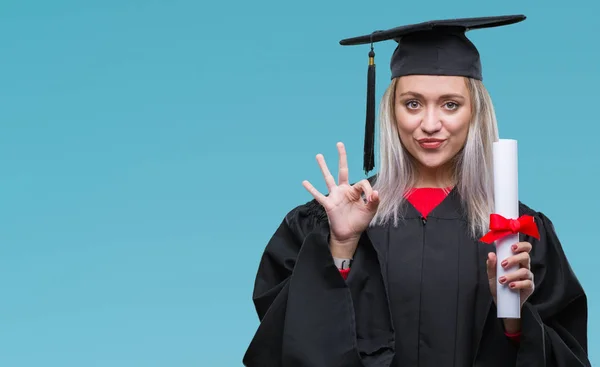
[244, 15, 589, 367]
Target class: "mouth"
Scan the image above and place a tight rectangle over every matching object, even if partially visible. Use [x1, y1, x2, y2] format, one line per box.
[417, 138, 446, 149]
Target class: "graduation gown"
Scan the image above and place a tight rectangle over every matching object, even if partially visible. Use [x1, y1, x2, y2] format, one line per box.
[243, 187, 590, 366]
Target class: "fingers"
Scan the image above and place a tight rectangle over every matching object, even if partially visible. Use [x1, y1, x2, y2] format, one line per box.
[486, 252, 497, 280]
[506, 279, 535, 291]
[511, 241, 532, 254]
[496, 243, 536, 293]
[316, 154, 336, 191]
[302, 180, 327, 205]
[500, 251, 531, 270]
[337, 142, 349, 185]
[498, 267, 533, 285]
[352, 179, 374, 203]
[314, 142, 351, 190]
[366, 190, 380, 211]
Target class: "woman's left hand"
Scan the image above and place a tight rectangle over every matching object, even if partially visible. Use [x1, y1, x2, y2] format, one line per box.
[486, 241, 535, 332]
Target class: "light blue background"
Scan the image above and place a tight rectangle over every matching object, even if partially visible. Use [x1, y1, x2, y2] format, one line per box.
[0, 0, 597, 366]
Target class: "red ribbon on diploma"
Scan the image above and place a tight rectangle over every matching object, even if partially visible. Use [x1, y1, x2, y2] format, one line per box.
[480, 214, 540, 244]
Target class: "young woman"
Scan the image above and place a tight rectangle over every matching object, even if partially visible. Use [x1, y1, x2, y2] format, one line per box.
[243, 15, 589, 367]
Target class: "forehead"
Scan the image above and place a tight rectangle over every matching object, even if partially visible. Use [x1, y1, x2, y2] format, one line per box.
[395, 75, 468, 95]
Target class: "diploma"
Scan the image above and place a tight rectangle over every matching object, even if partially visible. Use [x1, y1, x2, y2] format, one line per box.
[492, 139, 521, 318]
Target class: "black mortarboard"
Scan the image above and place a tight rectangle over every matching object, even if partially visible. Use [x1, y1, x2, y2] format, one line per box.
[339, 15, 526, 174]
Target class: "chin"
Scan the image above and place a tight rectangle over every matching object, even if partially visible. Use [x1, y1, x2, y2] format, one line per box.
[413, 152, 453, 170]
[418, 160, 447, 169]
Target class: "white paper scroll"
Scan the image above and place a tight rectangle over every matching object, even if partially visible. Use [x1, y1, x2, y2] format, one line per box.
[492, 139, 521, 318]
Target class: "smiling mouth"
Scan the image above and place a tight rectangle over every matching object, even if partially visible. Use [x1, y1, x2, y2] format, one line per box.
[417, 139, 446, 149]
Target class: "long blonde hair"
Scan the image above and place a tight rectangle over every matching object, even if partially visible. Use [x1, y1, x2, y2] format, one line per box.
[371, 77, 499, 238]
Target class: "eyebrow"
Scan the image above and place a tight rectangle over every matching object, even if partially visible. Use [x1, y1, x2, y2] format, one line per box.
[398, 91, 466, 100]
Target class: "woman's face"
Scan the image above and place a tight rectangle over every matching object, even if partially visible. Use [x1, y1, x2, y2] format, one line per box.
[394, 75, 472, 173]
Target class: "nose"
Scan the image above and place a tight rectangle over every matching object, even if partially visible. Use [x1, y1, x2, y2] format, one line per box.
[420, 107, 442, 135]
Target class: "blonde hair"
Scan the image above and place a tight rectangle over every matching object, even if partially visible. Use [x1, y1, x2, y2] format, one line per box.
[371, 77, 499, 238]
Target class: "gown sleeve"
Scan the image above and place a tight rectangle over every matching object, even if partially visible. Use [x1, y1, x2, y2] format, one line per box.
[242, 200, 395, 367]
[514, 209, 591, 366]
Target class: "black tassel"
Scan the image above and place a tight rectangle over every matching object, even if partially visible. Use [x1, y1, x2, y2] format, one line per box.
[363, 46, 376, 175]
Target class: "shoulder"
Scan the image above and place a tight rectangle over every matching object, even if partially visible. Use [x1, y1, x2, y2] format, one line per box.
[518, 201, 555, 230]
[518, 201, 566, 260]
[281, 199, 329, 239]
[518, 201, 539, 217]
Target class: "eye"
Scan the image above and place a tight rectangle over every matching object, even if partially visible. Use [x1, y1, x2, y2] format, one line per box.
[444, 102, 459, 110]
[405, 100, 421, 109]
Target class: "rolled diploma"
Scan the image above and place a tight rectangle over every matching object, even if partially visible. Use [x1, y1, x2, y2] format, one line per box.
[493, 139, 521, 318]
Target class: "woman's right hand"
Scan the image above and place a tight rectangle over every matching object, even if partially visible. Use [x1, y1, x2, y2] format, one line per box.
[302, 142, 380, 258]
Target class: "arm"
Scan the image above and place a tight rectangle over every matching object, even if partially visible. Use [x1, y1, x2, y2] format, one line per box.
[243, 201, 395, 367]
[514, 211, 590, 366]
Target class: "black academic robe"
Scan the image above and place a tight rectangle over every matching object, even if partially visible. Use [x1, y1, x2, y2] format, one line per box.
[243, 187, 590, 367]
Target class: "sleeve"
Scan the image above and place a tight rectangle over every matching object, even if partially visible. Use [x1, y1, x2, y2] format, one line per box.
[514, 211, 591, 366]
[242, 200, 395, 367]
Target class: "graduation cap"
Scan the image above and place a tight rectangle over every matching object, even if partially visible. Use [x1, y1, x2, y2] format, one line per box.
[339, 15, 526, 174]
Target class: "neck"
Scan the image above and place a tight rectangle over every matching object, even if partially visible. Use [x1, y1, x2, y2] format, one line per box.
[414, 163, 455, 188]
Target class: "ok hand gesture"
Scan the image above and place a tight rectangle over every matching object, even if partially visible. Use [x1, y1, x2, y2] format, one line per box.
[302, 142, 380, 258]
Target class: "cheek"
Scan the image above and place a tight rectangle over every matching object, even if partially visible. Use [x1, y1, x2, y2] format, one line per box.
[446, 111, 471, 140]
[394, 108, 420, 137]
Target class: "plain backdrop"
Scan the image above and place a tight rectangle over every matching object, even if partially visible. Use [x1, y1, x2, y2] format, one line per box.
[0, 0, 598, 365]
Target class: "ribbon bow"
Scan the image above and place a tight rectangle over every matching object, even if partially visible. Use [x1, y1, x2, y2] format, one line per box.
[480, 214, 540, 244]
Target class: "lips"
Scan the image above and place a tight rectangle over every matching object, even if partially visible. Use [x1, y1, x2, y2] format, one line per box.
[417, 138, 446, 149]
